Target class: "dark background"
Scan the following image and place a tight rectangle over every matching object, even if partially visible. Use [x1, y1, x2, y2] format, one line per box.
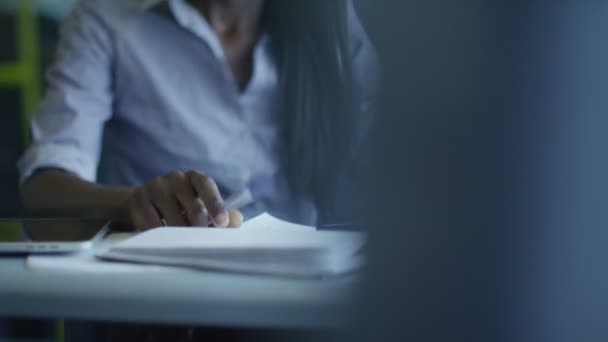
[0, 11, 62, 217]
[1, 6, 66, 340]
[0, 12, 24, 216]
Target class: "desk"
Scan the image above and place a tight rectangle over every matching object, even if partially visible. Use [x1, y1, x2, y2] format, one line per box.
[0, 257, 358, 329]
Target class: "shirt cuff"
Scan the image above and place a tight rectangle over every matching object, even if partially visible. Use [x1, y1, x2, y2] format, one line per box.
[18, 143, 98, 185]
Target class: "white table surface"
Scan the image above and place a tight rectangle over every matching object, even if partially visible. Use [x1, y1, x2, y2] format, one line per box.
[0, 256, 359, 329]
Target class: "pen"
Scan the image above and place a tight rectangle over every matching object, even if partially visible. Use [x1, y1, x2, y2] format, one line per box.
[159, 189, 254, 227]
[223, 188, 254, 210]
[163, 176, 270, 226]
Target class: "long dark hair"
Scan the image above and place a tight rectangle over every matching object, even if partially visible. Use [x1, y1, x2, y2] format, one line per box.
[263, 0, 357, 213]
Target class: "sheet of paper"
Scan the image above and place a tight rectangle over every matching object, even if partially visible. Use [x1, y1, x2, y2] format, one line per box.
[241, 212, 316, 231]
[98, 213, 365, 277]
[106, 227, 363, 254]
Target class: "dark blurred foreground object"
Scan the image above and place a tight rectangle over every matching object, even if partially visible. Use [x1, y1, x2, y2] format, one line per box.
[63, 321, 330, 342]
[0, 9, 62, 217]
[2, 318, 55, 340]
[350, 0, 608, 341]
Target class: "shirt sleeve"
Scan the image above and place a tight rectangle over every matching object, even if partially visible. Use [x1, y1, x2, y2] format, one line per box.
[18, 0, 114, 184]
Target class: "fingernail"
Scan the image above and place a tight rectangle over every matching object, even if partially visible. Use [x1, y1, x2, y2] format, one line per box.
[214, 211, 229, 227]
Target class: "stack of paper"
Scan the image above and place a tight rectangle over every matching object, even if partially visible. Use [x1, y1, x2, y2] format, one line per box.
[96, 213, 366, 277]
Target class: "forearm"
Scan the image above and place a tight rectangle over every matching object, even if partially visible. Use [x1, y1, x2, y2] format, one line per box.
[21, 169, 134, 221]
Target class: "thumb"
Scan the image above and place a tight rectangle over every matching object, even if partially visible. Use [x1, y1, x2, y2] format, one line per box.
[226, 209, 243, 228]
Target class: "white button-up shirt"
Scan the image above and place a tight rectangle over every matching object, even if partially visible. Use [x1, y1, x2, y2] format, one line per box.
[18, 0, 377, 224]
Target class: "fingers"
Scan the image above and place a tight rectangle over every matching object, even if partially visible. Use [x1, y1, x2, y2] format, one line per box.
[168, 171, 208, 227]
[187, 170, 228, 227]
[226, 209, 243, 228]
[123, 170, 230, 231]
[148, 175, 188, 227]
[129, 193, 163, 231]
[185, 198, 209, 227]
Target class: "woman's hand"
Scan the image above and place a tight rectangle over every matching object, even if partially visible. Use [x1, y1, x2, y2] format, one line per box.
[121, 170, 243, 231]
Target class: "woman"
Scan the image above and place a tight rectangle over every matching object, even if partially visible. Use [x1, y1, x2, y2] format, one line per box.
[19, 0, 377, 231]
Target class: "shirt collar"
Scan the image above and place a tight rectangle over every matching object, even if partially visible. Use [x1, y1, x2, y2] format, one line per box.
[138, 0, 270, 64]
